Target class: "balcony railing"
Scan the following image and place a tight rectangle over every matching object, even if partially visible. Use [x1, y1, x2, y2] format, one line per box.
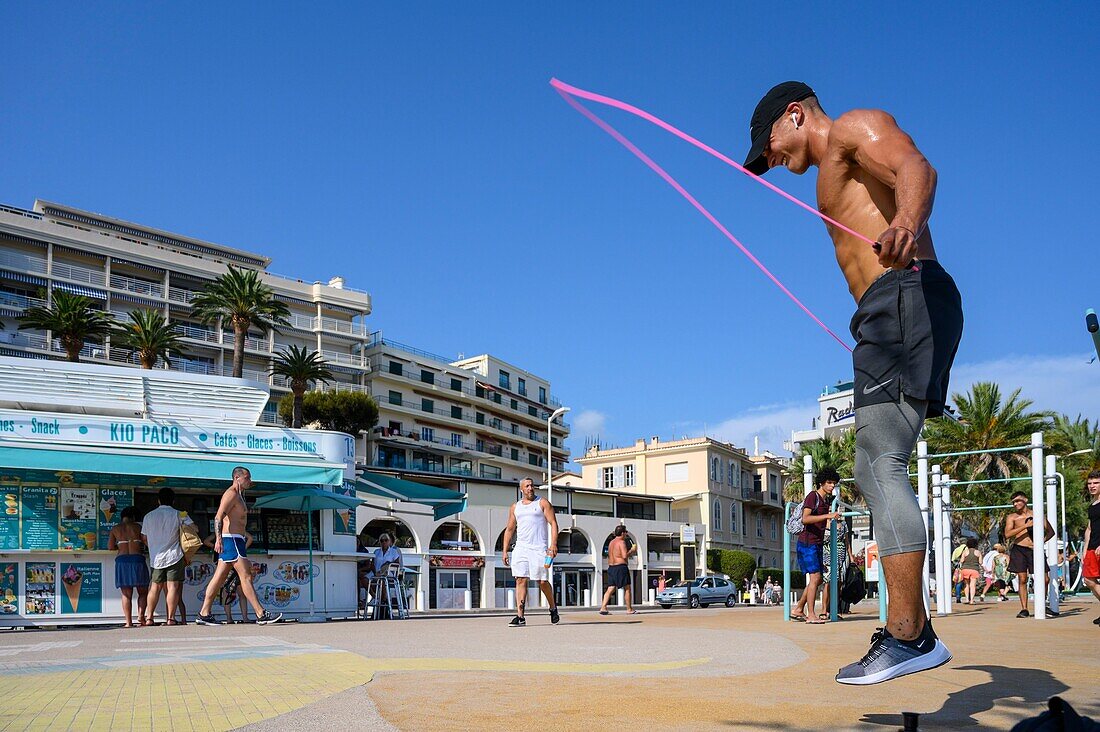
[167, 286, 198, 304]
[0, 331, 48, 350]
[51, 260, 107, 287]
[285, 313, 316, 331]
[0, 292, 47, 312]
[319, 348, 367, 369]
[172, 322, 220, 344]
[316, 316, 370, 337]
[223, 331, 271, 353]
[110, 273, 164, 299]
[0, 250, 49, 276]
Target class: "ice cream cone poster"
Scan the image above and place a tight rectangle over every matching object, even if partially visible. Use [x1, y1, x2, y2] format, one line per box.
[331, 483, 356, 535]
[60, 562, 101, 614]
[97, 488, 133, 549]
[0, 563, 18, 615]
[60, 488, 97, 551]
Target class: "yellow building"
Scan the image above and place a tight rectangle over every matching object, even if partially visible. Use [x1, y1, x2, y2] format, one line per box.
[576, 436, 786, 569]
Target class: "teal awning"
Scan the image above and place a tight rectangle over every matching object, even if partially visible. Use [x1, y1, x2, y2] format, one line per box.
[0, 442, 344, 487]
[354, 471, 467, 521]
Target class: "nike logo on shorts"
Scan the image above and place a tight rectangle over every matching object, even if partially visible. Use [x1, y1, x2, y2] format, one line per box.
[863, 378, 894, 395]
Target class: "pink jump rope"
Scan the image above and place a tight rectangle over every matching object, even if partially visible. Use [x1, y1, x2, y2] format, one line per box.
[551, 78, 906, 354]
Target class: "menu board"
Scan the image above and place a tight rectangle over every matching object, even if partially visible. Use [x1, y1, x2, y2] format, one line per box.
[0, 563, 17, 615]
[97, 488, 134, 550]
[262, 511, 320, 550]
[21, 486, 59, 550]
[0, 489, 18, 550]
[60, 487, 98, 550]
[25, 562, 56, 614]
[60, 562, 102, 614]
[332, 483, 356, 536]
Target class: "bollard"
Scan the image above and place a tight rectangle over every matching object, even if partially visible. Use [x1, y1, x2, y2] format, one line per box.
[648, 588, 656, 605]
[583, 588, 591, 607]
[507, 589, 515, 610]
[417, 591, 425, 612]
[616, 588, 624, 606]
[463, 590, 472, 611]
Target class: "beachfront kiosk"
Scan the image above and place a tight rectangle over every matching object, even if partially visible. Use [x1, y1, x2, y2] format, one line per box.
[0, 356, 359, 626]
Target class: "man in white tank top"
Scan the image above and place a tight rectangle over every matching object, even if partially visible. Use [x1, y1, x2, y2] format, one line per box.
[502, 478, 560, 627]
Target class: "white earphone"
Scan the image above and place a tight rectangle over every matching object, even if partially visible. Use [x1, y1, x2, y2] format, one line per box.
[790, 113, 799, 128]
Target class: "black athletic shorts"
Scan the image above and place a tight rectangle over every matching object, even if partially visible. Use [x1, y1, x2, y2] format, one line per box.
[849, 259, 963, 418]
[1007, 543, 1046, 575]
[607, 564, 630, 589]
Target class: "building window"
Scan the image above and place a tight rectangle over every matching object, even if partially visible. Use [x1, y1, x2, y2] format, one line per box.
[742, 508, 747, 536]
[387, 390, 402, 406]
[490, 417, 502, 430]
[450, 378, 461, 391]
[451, 405, 463, 420]
[510, 448, 519, 462]
[421, 427, 434, 442]
[388, 361, 402, 375]
[529, 429, 537, 440]
[728, 461, 735, 486]
[476, 439, 485, 452]
[528, 454, 540, 466]
[420, 369, 434, 385]
[510, 399, 518, 410]
[769, 474, 779, 500]
[387, 420, 402, 434]
[450, 458, 472, 476]
[624, 464, 635, 487]
[730, 502, 738, 533]
[710, 457, 718, 481]
[538, 386, 547, 404]
[451, 433, 463, 447]
[412, 450, 442, 473]
[528, 405, 537, 417]
[517, 378, 526, 396]
[499, 370, 510, 390]
[480, 464, 502, 479]
[422, 398, 434, 414]
[377, 446, 405, 469]
[511, 423, 519, 435]
[753, 474, 762, 493]
[771, 517, 777, 540]
[664, 462, 688, 483]
[618, 500, 655, 521]
[476, 412, 485, 425]
[493, 392, 502, 404]
[713, 499, 722, 530]
[602, 467, 614, 489]
[756, 514, 764, 538]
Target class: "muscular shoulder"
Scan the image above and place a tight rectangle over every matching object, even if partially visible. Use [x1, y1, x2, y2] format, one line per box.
[828, 109, 904, 156]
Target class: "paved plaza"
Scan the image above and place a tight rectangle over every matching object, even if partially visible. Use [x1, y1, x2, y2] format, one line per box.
[2, 596, 1097, 731]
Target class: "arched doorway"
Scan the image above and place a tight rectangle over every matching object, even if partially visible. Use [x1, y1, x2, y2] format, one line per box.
[358, 517, 418, 553]
[428, 520, 484, 609]
[554, 529, 593, 607]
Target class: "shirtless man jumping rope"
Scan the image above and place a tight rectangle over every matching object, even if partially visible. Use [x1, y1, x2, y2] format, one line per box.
[743, 82, 963, 683]
[196, 467, 282, 625]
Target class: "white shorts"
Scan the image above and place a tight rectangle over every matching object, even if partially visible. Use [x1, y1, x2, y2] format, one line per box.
[510, 546, 548, 581]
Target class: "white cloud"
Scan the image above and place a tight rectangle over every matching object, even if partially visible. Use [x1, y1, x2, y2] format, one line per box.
[571, 409, 607, 436]
[948, 352, 1100, 419]
[701, 400, 819, 456]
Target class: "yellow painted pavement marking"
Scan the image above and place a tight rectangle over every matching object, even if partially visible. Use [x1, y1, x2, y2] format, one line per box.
[0, 652, 710, 731]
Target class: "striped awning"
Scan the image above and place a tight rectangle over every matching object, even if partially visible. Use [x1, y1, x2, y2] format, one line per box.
[111, 291, 162, 306]
[111, 257, 165, 273]
[51, 281, 107, 300]
[275, 293, 314, 308]
[0, 269, 47, 287]
[0, 234, 47, 249]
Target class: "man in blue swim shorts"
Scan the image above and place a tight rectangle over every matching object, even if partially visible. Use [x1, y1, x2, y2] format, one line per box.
[792, 468, 841, 624]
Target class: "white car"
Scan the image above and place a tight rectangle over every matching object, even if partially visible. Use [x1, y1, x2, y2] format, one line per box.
[657, 576, 738, 609]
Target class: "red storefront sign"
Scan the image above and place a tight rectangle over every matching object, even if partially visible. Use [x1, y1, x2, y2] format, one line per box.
[430, 555, 484, 568]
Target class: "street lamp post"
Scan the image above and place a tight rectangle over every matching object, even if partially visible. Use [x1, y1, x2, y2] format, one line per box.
[547, 405, 570, 603]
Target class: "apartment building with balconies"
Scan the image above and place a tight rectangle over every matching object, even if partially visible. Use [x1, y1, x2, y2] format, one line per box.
[575, 435, 786, 569]
[0, 200, 373, 426]
[363, 340, 570, 488]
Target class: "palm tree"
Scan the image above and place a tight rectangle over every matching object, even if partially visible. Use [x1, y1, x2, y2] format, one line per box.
[112, 309, 187, 369]
[922, 382, 1053, 540]
[17, 290, 115, 362]
[784, 429, 857, 503]
[271, 346, 333, 428]
[1047, 414, 1100, 534]
[189, 266, 290, 378]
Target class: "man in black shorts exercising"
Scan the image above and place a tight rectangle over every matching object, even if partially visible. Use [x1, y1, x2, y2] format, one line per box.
[1004, 490, 1055, 618]
[744, 82, 963, 683]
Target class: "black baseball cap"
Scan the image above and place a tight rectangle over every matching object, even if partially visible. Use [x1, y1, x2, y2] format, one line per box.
[743, 81, 816, 176]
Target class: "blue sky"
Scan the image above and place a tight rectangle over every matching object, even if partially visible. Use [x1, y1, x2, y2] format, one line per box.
[3, 4, 1098, 460]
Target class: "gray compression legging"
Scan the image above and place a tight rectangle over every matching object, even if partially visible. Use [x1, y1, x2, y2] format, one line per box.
[854, 395, 928, 558]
